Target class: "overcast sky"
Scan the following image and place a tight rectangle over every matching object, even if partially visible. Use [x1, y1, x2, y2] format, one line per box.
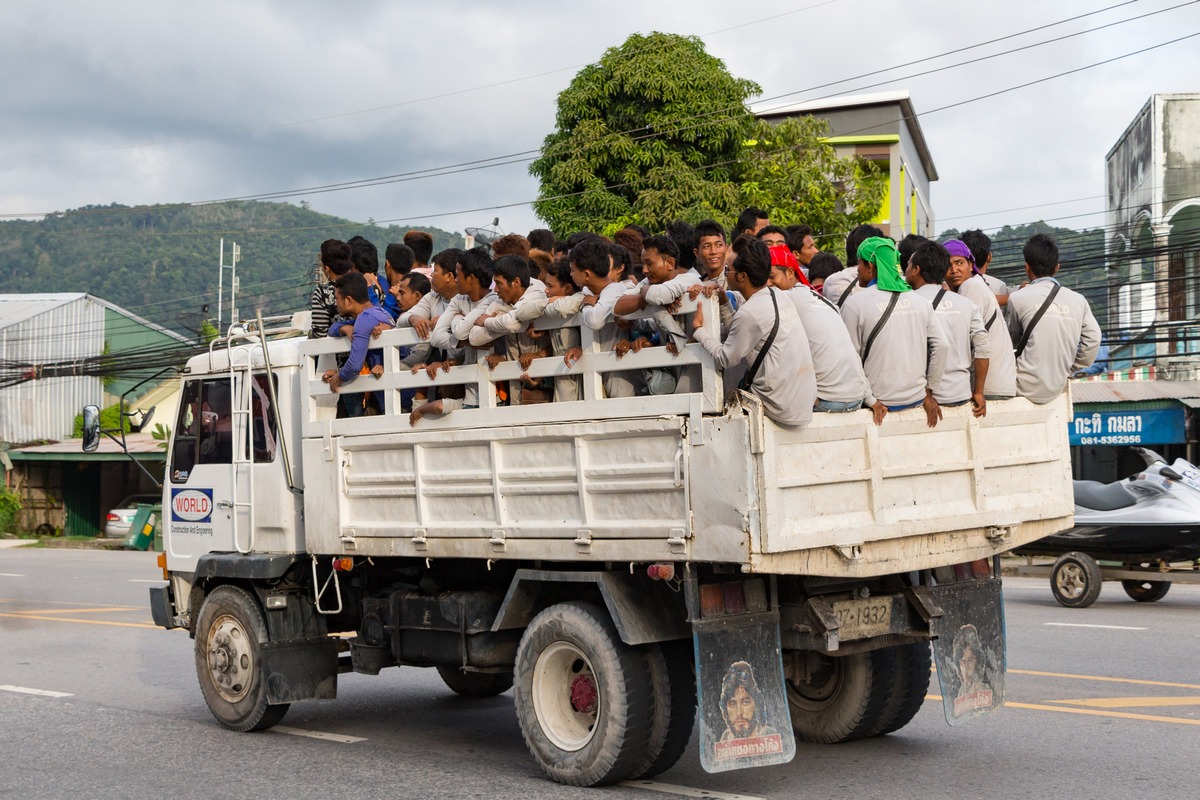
[2, 0, 1198, 242]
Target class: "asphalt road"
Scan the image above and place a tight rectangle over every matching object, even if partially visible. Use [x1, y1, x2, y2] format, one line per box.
[2, 547, 1199, 800]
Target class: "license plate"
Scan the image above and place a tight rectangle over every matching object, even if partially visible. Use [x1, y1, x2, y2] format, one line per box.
[831, 597, 894, 639]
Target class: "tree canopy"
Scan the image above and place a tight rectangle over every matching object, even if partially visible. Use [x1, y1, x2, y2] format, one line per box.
[530, 32, 887, 239]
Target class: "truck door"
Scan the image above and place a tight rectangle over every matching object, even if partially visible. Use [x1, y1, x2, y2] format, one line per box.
[164, 373, 282, 571]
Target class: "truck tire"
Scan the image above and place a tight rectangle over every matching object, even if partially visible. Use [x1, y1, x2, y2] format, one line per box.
[194, 585, 289, 732]
[435, 666, 514, 698]
[1051, 552, 1103, 608]
[867, 642, 931, 737]
[629, 640, 696, 780]
[513, 601, 653, 786]
[1121, 579, 1170, 603]
[786, 649, 892, 744]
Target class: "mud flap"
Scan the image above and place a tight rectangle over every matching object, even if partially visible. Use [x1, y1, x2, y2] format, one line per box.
[261, 639, 339, 705]
[693, 611, 796, 773]
[929, 578, 1005, 726]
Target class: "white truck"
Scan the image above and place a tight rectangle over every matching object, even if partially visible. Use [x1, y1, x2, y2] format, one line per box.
[86, 299, 1074, 786]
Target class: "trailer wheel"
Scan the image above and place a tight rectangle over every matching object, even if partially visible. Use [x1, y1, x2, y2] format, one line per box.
[435, 666, 514, 698]
[786, 649, 892, 744]
[1121, 579, 1171, 603]
[1051, 552, 1103, 608]
[867, 642, 932, 737]
[629, 640, 696, 780]
[194, 585, 289, 732]
[513, 601, 652, 786]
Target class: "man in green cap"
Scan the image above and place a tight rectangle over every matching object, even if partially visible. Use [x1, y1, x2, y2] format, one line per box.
[840, 236, 947, 427]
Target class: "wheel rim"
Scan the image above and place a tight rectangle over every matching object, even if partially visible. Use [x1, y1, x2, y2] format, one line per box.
[1055, 563, 1086, 599]
[531, 641, 599, 752]
[787, 653, 843, 711]
[205, 613, 255, 703]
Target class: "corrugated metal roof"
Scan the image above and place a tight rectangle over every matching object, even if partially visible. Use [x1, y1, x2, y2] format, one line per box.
[0, 293, 88, 330]
[1071, 380, 1200, 403]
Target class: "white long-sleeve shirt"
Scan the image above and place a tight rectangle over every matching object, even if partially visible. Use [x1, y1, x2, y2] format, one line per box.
[694, 286, 815, 428]
[1007, 278, 1100, 404]
[824, 266, 862, 308]
[955, 274, 1016, 398]
[784, 287, 873, 405]
[914, 284, 989, 405]
[430, 291, 497, 407]
[840, 286, 947, 408]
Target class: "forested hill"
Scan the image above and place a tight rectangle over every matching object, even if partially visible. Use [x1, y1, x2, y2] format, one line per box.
[940, 221, 1107, 311]
[0, 201, 464, 337]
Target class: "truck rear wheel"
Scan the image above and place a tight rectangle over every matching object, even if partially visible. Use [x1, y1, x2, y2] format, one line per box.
[435, 666, 514, 698]
[785, 649, 893, 743]
[194, 585, 289, 732]
[513, 601, 652, 786]
[867, 642, 931, 737]
[629, 640, 695, 780]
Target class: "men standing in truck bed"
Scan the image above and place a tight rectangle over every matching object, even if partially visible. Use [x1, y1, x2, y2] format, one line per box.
[944, 239, 1016, 401]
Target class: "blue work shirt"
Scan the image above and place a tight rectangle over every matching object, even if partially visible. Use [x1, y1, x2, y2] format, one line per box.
[329, 305, 392, 383]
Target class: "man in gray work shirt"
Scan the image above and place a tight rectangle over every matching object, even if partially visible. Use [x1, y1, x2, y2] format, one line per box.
[841, 237, 947, 427]
[693, 236, 816, 428]
[1008, 233, 1100, 403]
[905, 241, 990, 417]
[944, 239, 1016, 399]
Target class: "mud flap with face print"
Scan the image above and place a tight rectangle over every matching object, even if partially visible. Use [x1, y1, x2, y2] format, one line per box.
[930, 578, 1006, 726]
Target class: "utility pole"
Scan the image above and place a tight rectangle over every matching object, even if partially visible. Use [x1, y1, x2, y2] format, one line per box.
[218, 238, 241, 334]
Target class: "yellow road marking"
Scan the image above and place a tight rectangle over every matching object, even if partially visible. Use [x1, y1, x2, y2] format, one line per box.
[0, 598, 141, 609]
[1009, 669, 1200, 690]
[15, 607, 140, 615]
[927, 695, 1200, 725]
[0, 612, 158, 629]
[1051, 696, 1200, 709]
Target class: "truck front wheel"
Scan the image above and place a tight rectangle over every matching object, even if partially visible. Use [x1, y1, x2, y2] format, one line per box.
[513, 601, 652, 786]
[194, 585, 289, 732]
[785, 649, 893, 743]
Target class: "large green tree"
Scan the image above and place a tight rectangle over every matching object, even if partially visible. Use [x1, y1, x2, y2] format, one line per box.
[530, 32, 887, 240]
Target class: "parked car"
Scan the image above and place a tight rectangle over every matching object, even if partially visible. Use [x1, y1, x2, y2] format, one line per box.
[104, 493, 161, 539]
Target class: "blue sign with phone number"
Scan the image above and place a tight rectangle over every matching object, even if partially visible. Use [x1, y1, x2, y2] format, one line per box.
[1070, 408, 1186, 446]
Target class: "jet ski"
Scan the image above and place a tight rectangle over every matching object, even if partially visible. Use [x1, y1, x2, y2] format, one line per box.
[1013, 448, 1200, 563]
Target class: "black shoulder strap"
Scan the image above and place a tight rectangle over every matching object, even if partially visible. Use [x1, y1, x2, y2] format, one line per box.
[837, 280, 855, 308]
[1014, 283, 1061, 359]
[985, 309, 998, 331]
[861, 291, 900, 364]
[932, 288, 947, 310]
[740, 290, 781, 391]
[810, 286, 839, 313]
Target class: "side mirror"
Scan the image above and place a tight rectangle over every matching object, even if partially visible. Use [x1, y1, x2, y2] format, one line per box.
[130, 406, 156, 433]
[82, 405, 101, 452]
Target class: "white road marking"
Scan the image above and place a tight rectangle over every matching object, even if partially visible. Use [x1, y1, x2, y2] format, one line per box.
[1044, 622, 1147, 631]
[0, 573, 25, 577]
[0, 685, 73, 698]
[128, 579, 165, 583]
[273, 726, 366, 744]
[621, 780, 766, 800]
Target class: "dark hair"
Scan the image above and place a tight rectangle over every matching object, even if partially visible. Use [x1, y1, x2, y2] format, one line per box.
[333, 271, 369, 304]
[1023, 233, 1059, 277]
[526, 228, 556, 252]
[431, 247, 463, 276]
[403, 230, 434, 264]
[320, 239, 350, 266]
[846, 224, 885, 266]
[736, 207, 769, 235]
[785, 224, 813, 252]
[614, 227, 644, 266]
[807, 252, 844, 282]
[643, 234, 679, 263]
[348, 236, 379, 275]
[549, 258, 579, 293]
[491, 234, 530, 259]
[528, 248, 552, 272]
[960, 229, 992, 269]
[456, 247, 494, 286]
[566, 231, 599, 251]
[385, 243, 415, 276]
[400, 272, 430, 296]
[493, 254, 532, 288]
[898, 234, 929, 269]
[755, 224, 788, 241]
[666, 220, 696, 269]
[570, 238, 611, 277]
[730, 234, 771, 288]
[552, 241, 570, 258]
[910, 241, 951, 284]
[326, 256, 354, 278]
[719, 660, 764, 727]
[693, 219, 727, 249]
[628, 224, 651, 240]
[605, 241, 631, 281]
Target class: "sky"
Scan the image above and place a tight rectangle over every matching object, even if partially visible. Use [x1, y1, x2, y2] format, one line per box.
[2, 0, 1198, 243]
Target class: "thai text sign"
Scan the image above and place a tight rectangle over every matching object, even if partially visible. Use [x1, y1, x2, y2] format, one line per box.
[1070, 408, 1186, 446]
